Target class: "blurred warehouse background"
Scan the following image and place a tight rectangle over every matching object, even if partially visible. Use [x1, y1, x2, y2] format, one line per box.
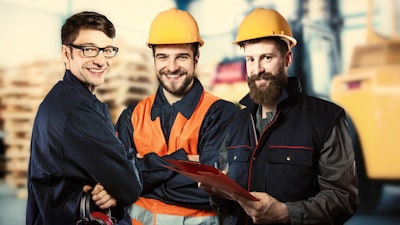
[0, 0, 399, 224]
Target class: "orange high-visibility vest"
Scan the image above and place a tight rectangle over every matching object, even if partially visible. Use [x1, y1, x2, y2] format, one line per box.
[130, 91, 220, 225]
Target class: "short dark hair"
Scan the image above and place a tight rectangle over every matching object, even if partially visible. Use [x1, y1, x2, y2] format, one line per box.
[61, 11, 116, 45]
[239, 36, 289, 56]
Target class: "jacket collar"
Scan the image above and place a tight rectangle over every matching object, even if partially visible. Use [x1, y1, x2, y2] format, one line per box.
[239, 77, 302, 114]
[63, 70, 98, 102]
[151, 77, 204, 120]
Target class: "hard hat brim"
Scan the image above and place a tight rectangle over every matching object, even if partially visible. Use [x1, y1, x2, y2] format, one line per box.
[233, 34, 297, 48]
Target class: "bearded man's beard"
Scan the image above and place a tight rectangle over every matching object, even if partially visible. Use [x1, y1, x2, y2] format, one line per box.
[247, 67, 287, 106]
[157, 68, 193, 96]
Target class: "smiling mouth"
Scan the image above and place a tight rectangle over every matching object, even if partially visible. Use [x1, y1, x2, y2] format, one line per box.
[164, 73, 185, 81]
[255, 79, 270, 87]
[88, 68, 105, 73]
[167, 74, 180, 78]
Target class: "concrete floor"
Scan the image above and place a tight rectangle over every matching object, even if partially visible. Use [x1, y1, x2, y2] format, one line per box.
[0, 180, 26, 225]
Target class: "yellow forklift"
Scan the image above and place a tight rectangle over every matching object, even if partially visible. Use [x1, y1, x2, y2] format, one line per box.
[331, 0, 400, 210]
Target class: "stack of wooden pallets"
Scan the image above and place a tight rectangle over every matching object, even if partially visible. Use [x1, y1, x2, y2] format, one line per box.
[0, 60, 64, 188]
[0, 68, 5, 178]
[95, 45, 157, 124]
[0, 45, 157, 192]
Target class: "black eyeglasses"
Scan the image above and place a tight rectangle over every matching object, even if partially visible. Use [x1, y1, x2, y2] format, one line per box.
[67, 44, 119, 58]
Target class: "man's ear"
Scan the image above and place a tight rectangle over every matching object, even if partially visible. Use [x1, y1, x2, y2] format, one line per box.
[61, 45, 68, 59]
[194, 52, 200, 65]
[285, 51, 293, 67]
[61, 45, 71, 69]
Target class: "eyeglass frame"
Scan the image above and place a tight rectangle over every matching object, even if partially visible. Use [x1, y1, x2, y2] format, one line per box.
[67, 44, 119, 58]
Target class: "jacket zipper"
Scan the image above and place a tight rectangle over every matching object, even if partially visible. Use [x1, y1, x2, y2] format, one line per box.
[247, 111, 280, 190]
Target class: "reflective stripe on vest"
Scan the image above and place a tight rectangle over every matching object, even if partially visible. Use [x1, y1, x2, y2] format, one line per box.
[130, 198, 219, 225]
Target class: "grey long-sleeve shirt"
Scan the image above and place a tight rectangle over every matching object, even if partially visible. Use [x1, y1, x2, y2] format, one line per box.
[286, 117, 359, 224]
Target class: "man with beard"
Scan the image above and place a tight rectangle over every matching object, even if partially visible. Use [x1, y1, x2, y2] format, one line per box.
[115, 8, 237, 225]
[200, 8, 358, 225]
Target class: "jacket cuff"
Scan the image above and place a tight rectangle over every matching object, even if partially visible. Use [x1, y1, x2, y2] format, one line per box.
[285, 202, 303, 225]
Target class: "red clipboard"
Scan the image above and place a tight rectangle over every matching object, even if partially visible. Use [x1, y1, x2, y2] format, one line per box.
[162, 159, 259, 201]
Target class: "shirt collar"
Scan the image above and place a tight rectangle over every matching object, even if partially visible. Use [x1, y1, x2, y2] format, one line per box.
[151, 77, 203, 120]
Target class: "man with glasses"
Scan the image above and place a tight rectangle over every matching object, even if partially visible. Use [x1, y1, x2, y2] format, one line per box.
[26, 11, 142, 225]
[67, 44, 119, 60]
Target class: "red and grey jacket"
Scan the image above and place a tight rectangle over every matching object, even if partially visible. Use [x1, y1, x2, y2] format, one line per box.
[228, 80, 343, 198]
[218, 77, 357, 225]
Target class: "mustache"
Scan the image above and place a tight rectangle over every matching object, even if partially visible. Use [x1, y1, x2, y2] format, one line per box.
[249, 72, 275, 81]
[159, 69, 186, 76]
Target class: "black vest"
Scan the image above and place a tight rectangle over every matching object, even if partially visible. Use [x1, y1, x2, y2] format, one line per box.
[227, 79, 344, 202]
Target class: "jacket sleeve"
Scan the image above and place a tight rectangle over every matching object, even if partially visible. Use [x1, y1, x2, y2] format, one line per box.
[63, 102, 142, 207]
[197, 100, 238, 166]
[115, 105, 183, 194]
[286, 117, 359, 224]
[115, 104, 137, 154]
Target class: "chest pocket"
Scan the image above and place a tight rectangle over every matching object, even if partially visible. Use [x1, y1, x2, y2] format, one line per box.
[265, 146, 317, 202]
[226, 146, 253, 190]
[267, 146, 314, 166]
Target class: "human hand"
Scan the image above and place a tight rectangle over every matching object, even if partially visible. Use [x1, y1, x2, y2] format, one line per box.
[232, 192, 289, 224]
[187, 154, 199, 162]
[83, 184, 117, 209]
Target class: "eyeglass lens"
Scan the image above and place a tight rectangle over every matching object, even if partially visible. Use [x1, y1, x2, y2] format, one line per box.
[82, 46, 117, 57]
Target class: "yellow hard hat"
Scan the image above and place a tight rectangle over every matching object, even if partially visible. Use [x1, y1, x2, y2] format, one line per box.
[234, 8, 297, 48]
[147, 8, 204, 47]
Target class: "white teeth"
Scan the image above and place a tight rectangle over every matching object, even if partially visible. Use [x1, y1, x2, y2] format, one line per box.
[167, 74, 179, 78]
[89, 68, 104, 73]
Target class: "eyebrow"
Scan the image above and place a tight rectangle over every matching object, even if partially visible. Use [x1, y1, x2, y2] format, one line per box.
[155, 52, 191, 57]
[177, 53, 191, 57]
[74, 42, 114, 48]
[155, 53, 167, 57]
[245, 53, 275, 58]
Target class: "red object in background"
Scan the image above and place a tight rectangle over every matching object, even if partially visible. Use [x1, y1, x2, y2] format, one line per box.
[212, 58, 247, 85]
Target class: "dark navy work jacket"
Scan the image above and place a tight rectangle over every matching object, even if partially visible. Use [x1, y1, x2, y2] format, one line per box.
[27, 70, 142, 225]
